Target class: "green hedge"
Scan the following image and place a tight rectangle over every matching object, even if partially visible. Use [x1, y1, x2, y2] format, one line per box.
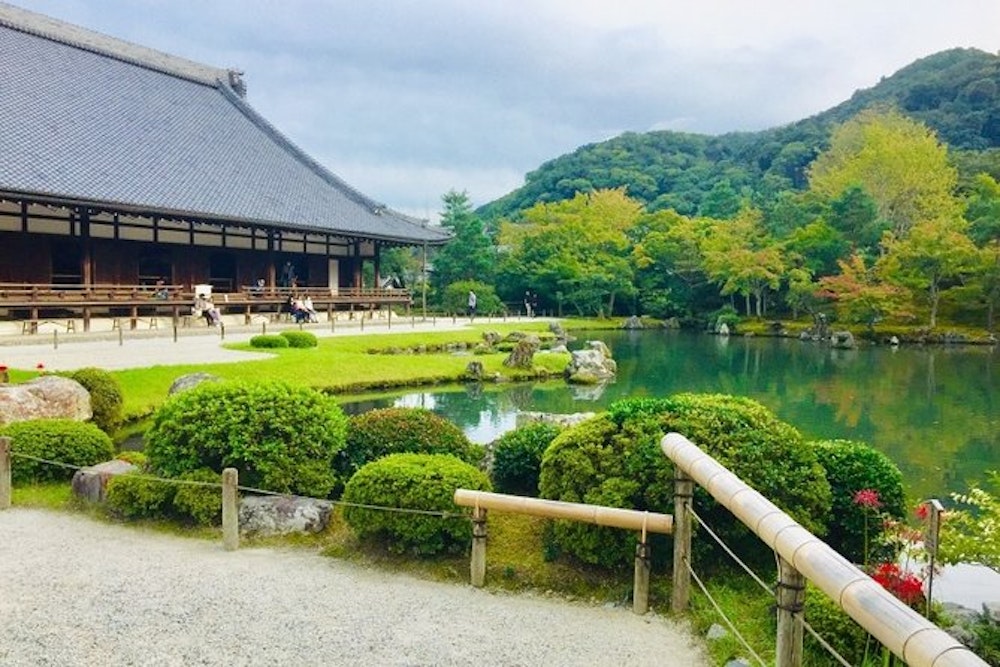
[539, 394, 832, 569]
[249, 334, 289, 348]
[0, 420, 114, 484]
[67, 367, 124, 434]
[491, 422, 562, 496]
[145, 381, 348, 497]
[810, 439, 906, 564]
[280, 330, 318, 348]
[105, 467, 222, 526]
[338, 407, 484, 486]
[342, 453, 491, 555]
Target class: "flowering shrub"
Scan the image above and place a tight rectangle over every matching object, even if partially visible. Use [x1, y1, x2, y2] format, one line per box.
[939, 470, 1000, 570]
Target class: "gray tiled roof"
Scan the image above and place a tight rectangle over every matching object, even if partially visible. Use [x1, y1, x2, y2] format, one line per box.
[0, 3, 449, 245]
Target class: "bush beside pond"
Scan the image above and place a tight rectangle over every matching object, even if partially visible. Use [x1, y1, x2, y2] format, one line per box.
[491, 422, 563, 497]
[539, 394, 832, 569]
[342, 453, 491, 555]
[145, 381, 348, 498]
[66, 367, 124, 435]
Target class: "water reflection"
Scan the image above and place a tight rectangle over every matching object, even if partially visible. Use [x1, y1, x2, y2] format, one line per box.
[340, 331, 1000, 501]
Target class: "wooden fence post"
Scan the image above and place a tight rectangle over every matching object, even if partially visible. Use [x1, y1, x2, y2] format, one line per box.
[633, 539, 651, 614]
[222, 468, 239, 551]
[672, 469, 693, 614]
[470, 506, 488, 587]
[0, 437, 11, 510]
[776, 555, 806, 667]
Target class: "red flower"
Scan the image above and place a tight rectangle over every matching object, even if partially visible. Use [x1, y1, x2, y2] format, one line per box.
[35, 363, 44, 370]
[0, 365, 7, 372]
[853, 488, 882, 509]
[914, 503, 929, 521]
[871, 562, 925, 607]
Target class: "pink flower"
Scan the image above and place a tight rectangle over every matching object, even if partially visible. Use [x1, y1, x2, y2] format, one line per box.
[853, 488, 882, 509]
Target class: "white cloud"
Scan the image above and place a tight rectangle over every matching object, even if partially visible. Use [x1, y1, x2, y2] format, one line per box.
[13, 0, 1000, 211]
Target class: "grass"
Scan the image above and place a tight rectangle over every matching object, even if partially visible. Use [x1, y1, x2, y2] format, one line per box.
[112, 321, 574, 419]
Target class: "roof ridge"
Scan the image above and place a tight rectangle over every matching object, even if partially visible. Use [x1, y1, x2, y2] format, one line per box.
[0, 1, 233, 88]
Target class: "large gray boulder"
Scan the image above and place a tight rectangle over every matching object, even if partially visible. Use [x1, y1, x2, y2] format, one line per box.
[239, 495, 334, 535]
[564, 341, 617, 384]
[72, 459, 136, 502]
[0, 375, 92, 426]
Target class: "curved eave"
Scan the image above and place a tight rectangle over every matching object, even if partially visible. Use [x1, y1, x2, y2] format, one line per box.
[0, 188, 453, 247]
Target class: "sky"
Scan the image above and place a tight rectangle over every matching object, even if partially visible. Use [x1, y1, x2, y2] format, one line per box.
[11, 1, 1000, 221]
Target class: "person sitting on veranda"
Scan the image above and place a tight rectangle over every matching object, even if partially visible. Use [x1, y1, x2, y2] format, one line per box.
[290, 296, 310, 324]
[193, 293, 221, 326]
[302, 295, 319, 323]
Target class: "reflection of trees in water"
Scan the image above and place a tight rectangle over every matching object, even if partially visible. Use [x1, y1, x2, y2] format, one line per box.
[340, 332, 1000, 499]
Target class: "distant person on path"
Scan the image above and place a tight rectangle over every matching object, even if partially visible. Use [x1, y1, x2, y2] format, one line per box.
[524, 291, 533, 318]
[531, 291, 539, 317]
[467, 290, 477, 318]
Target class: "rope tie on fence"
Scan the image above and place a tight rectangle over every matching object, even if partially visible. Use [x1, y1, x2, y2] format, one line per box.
[684, 556, 768, 667]
[689, 507, 774, 595]
[10, 452, 466, 520]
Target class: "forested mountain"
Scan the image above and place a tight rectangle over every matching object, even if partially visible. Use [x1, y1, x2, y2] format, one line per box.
[478, 48, 1000, 222]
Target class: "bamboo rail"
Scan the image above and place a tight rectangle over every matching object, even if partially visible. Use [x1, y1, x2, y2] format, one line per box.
[454, 489, 672, 614]
[661, 432, 987, 667]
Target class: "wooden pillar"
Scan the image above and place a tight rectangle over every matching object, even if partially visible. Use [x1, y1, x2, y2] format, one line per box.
[0, 437, 11, 510]
[80, 209, 93, 286]
[776, 556, 806, 667]
[373, 243, 381, 290]
[672, 469, 693, 614]
[633, 539, 651, 614]
[222, 468, 239, 551]
[470, 506, 487, 587]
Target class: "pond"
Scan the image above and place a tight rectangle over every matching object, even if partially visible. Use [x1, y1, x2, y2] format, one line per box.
[342, 330, 1000, 502]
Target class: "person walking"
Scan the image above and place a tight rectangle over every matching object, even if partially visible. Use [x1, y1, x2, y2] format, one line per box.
[467, 290, 477, 319]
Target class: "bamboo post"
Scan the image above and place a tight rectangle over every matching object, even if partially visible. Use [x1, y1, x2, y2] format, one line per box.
[0, 437, 11, 510]
[471, 506, 487, 587]
[633, 538, 651, 614]
[222, 468, 239, 551]
[672, 469, 693, 614]
[776, 555, 806, 667]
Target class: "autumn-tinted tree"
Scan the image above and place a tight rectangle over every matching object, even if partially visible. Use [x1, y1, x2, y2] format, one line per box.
[817, 254, 907, 329]
[701, 208, 785, 317]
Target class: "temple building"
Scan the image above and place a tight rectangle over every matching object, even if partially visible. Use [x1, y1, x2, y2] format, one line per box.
[0, 2, 448, 299]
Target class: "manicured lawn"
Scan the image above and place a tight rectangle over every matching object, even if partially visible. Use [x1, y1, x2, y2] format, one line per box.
[113, 322, 575, 419]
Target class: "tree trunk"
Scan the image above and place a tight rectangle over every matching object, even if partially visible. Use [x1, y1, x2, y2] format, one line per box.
[929, 281, 939, 328]
[745, 293, 751, 316]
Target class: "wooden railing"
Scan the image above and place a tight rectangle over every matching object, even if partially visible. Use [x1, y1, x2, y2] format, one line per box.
[661, 432, 987, 667]
[0, 282, 412, 333]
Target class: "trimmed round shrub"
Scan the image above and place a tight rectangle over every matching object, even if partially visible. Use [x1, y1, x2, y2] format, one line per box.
[280, 330, 318, 348]
[338, 408, 484, 484]
[145, 381, 348, 497]
[491, 422, 562, 496]
[67, 367, 124, 434]
[810, 439, 906, 563]
[0, 420, 114, 484]
[343, 453, 491, 555]
[105, 473, 175, 520]
[538, 394, 832, 569]
[172, 468, 223, 526]
[249, 334, 289, 348]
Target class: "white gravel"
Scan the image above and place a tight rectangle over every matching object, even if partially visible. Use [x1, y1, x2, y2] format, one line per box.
[0, 509, 710, 666]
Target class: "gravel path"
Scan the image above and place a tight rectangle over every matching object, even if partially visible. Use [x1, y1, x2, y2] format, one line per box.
[0, 509, 710, 666]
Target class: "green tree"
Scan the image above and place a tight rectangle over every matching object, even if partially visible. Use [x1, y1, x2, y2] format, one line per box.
[878, 217, 979, 327]
[431, 190, 495, 293]
[497, 189, 641, 316]
[701, 208, 785, 317]
[631, 209, 715, 318]
[783, 220, 850, 277]
[808, 108, 961, 242]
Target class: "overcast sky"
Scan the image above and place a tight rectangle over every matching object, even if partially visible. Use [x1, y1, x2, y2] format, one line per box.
[13, 0, 1000, 220]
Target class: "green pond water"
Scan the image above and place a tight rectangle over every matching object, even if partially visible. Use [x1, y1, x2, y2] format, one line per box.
[343, 330, 1000, 502]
